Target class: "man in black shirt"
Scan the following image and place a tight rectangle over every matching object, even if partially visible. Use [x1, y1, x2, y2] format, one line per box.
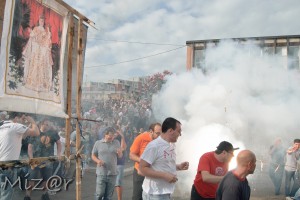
[24, 118, 61, 200]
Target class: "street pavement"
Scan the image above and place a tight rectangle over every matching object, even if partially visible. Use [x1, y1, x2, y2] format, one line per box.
[12, 160, 287, 200]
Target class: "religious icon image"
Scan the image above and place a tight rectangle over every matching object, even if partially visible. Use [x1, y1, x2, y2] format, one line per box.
[6, 0, 64, 102]
[23, 14, 53, 92]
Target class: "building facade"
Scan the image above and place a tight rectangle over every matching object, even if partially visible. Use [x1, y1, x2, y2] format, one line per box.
[186, 35, 300, 71]
[82, 77, 145, 103]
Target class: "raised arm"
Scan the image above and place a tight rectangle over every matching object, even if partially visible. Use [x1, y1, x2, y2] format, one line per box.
[24, 116, 39, 137]
[117, 130, 127, 151]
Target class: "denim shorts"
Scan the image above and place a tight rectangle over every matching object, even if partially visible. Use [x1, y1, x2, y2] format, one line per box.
[115, 165, 124, 186]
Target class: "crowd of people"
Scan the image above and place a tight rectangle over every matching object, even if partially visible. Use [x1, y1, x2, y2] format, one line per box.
[0, 98, 156, 200]
[80, 96, 155, 163]
[1, 107, 300, 200]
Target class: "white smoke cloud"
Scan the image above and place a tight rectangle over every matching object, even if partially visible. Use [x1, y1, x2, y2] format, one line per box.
[152, 40, 300, 194]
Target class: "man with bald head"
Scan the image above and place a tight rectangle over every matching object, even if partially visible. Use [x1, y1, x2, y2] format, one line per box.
[216, 150, 256, 200]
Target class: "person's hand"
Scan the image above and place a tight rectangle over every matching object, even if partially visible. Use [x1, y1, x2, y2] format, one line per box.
[58, 155, 64, 161]
[25, 116, 35, 124]
[117, 130, 124, 138]
[163, 173, 178, 183]
[287, 147, 296, 154]
[97, 159, 104, 167]
[179, 161, 189, 170]
[137, 169, 144, 176]
[290, 146, 298, 152]
[116, 148, 122, 156]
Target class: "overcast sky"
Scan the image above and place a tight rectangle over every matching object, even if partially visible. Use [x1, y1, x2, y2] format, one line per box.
[64, 0, 300, 82]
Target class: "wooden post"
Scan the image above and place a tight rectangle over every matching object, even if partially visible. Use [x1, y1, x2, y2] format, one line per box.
[75, 17, 84, 200]
[65, 15, 74, 158]
[54, 0, 95, 28]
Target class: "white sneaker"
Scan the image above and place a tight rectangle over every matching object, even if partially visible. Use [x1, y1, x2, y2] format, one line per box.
[286, 197, 294, 200]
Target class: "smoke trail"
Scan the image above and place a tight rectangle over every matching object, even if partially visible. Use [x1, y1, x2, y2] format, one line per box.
[151, 40, 300, 194]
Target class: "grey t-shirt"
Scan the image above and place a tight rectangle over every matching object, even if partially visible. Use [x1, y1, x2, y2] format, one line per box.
[92, 139, 120, 175]
[285, 146, 300, 171]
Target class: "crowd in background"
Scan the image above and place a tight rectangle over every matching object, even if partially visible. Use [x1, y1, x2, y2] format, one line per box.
[0, 70, 172, 165]
[0, 93, 158, 200]
[81, 96, 154, 159]
[0, 92, 156, 164]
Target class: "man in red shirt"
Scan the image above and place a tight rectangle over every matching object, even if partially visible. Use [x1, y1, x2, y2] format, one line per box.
[191, 141, 239, 200]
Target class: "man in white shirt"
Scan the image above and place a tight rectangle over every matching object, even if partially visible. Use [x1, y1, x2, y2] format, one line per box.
[139, 117, 189, 200]
[0, 111, 39, 200]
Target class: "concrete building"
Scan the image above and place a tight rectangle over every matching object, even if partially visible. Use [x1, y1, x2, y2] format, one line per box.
[82, 77, 145, 103]
[82, 81, 115, 103]
[186, 35, 300, 71]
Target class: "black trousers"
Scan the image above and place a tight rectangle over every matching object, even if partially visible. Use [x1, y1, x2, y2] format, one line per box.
[132, 168, 145, 200]
[190, 184, 215, 200]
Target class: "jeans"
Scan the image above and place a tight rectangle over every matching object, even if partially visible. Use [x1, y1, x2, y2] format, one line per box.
[53, 161, 64, 178]
[269, 164, 284, 195]
[28, 163, 53, 181]
[285, 170, 300, 197]
[0, 168, 16, 200]
[95, 175, 116, 200]
[142, 191, 171, 200]
[294, 187, 300, 200]
[132, 168, 144, 200]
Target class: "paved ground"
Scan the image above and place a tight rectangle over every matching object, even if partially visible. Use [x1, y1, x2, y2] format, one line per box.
[12, 160, 288, 200]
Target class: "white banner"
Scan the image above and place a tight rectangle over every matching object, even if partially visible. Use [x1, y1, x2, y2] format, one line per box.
[0, 0, 70, 118]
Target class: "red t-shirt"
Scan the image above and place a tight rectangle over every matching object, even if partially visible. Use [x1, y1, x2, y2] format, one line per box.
[130, 132, 152, 170]
[193, 151, 228, 198]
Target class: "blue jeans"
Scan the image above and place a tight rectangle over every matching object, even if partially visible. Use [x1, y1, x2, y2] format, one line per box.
[269, 164, 284, 195]
[142, 191, 171, 200]
[294, 187, 300, 200]
[28, 163, 53, 181]
[95, 175, 116, 200]
[0, 168, 16, 200]
[285, 170, 300, 196]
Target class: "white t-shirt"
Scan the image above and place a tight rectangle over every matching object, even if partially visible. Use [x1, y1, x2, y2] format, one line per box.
[141, 136, 177, 195]
[0, 121, 28, 161]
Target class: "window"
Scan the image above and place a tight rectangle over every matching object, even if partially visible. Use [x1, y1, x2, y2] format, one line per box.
[288, 46, 300, 70]
[194, 49, 205, 70]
